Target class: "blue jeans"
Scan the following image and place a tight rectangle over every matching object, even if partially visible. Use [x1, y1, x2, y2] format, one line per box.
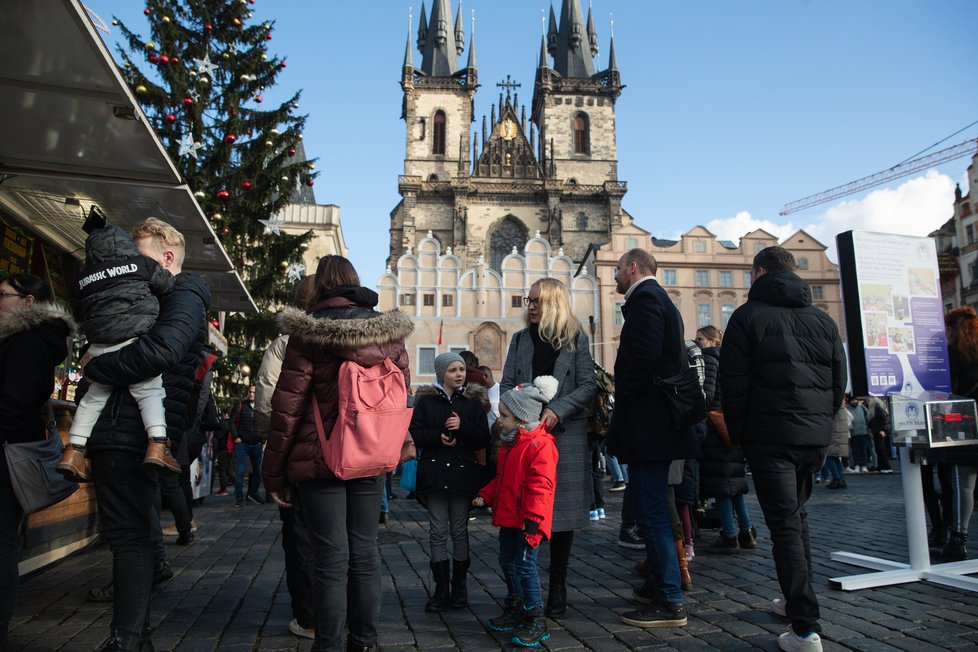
[605, 454, 628, 483]
[498, 527, 543, 610]
[716, 494, 752, 537]
[299, 474, 384, 651]
[234, 442, 264, 502]
[824, 456, 844, 481]
[629, 462, 683, 605]
[851, 435, 873, 468]
[743, 444, 825, 636]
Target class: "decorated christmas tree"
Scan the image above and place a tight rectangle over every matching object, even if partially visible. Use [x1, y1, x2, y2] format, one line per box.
[111, 0, 316, 395]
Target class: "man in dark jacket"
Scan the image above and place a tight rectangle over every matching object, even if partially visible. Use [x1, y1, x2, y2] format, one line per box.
[606, 248, 699, 629]
[231, 385, 265, 506]
[720, 246, 845, 652]
[83, 218, 209, 652]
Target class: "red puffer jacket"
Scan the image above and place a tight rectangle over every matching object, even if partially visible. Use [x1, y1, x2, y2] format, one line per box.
[478, 423, 558, 547]
[262, 287, 413, 493]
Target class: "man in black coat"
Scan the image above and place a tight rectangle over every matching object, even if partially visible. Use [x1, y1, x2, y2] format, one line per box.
[606, 248, 699, 629]
[83, 218, 209, 652]
[720, 246, 845, 652]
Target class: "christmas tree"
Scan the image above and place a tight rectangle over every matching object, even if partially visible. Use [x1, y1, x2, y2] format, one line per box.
[111, 0, 316, 396]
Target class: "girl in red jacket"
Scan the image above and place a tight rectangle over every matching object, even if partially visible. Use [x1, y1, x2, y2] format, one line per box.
[473, 375, 559, 647]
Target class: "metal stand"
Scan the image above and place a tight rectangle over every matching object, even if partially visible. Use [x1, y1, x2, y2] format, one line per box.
[829, 448, 978, 591]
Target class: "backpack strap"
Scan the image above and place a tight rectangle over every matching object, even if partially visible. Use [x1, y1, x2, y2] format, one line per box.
[311, 391, 330, 448]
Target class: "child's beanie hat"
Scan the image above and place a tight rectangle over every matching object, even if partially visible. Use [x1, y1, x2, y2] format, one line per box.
[500, 375, 559, 424]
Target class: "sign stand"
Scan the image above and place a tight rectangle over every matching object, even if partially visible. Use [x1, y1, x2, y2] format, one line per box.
[829, 448, 978, 591]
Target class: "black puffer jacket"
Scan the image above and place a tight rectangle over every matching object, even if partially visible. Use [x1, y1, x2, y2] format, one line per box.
[76, 225, 174, 345]
[947, 344, 978, 467]
[84, 272, 210, 454]
[720, 270, 846, 448]
[699, 346, 748, 499]
[0, 303, 74, 483]
[410, 384, 491, 502]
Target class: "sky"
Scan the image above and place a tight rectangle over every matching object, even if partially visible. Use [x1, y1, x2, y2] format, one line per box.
[86, 0, 978, 285]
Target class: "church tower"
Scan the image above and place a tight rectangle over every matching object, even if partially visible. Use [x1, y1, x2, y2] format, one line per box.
[393, 1, 477, 264]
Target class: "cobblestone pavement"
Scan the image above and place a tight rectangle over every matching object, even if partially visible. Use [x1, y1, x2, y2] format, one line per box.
[9, 462, 978, 651]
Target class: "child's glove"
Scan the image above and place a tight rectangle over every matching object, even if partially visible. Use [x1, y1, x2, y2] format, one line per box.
[524, 519, 542, 549]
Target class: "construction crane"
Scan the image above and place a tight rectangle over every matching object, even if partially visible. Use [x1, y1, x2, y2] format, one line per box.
[779, 138, 978, 216]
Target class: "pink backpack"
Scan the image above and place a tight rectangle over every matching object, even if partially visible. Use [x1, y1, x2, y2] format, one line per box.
[312, 357, 414, 480]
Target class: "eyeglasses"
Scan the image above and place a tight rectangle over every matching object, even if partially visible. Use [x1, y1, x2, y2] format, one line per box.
[0, 291, 26, 299]
[522, 297, 540, 307]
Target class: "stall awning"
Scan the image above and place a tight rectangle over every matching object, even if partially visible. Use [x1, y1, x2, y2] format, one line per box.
[0, 0, 256, 313]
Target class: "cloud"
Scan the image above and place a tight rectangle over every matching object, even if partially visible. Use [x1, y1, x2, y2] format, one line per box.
[693, 171, 956, 262]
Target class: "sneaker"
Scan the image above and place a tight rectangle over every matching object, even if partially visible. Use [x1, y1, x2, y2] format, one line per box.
[589, 509, 600, 522]
[738, 526, 758, 549]
[610, 481, 627, 492]
[859, 466, 869, 473]
[487, 603, 526, 631]
[288, 618, 314, 640]
[511, 608, 549, 647]
[813, 476, 821, 484]
[597, 507, 606, 519]
[706, 534, 740, 554]
[771, 597, 787, 618]
[621, 603, 687, 628]
[778, 629, 822, 651]
[235, 500, 244, 507]
[684, 543, 695, 561]
[175, 532, 195, 546]
[844, 467, 856, 474]
[880, 469, 893, 474]
[632, 581, 654, 605]
[618, 526, 645, 550]
[246, 494, 262, 505]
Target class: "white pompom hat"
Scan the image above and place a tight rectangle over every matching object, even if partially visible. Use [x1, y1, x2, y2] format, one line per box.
[500, 375, 559, 424]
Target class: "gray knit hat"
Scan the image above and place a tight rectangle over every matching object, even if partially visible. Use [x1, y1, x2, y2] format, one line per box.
[500, 375, 560, 425]
[433, 352, 465, 385]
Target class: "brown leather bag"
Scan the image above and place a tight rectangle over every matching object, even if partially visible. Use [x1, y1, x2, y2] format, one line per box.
[707, 410, 735, 450]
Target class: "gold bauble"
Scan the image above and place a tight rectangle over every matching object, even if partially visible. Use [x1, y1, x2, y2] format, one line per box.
[260, 54, 268, 60]
[265, 140, 273, 147]
[222, 52, 231, 59]
[307, 163, 315, 170]
[135, 84, 148, 95]
[161, 16, 170, 24]
[212, 212, 222, 220]
[144, 42, 155, 50]
[240, 364, 251, 376]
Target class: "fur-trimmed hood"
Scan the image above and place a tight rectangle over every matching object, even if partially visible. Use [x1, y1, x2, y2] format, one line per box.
[278, 306, 414, 349]
[0, 302, 77, 343]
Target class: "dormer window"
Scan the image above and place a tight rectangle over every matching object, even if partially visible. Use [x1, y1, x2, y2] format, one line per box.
[433, 110, 446, 155]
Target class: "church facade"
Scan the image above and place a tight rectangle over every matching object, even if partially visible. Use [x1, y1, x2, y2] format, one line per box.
[380, 0, 622, 380]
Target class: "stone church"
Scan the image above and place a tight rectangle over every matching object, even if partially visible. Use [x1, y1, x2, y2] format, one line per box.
[379, 0, 623, 381]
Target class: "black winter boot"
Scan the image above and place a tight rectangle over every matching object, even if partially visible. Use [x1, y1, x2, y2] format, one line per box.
[98, 629, 142, 652]
[545, 569, 567, 617]
[450, 558, 470, 608]
[425, 560, 452, 612]
[487, 597, 525, 631]
[512, 607, 550, 647]
[941, 532, 968, 561]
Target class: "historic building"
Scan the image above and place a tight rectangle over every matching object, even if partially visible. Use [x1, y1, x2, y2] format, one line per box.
[380, 0, 622, 379]
[590, 224, 844, 368]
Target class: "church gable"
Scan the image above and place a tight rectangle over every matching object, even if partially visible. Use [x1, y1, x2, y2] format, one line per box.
[473, 96, 541, 179]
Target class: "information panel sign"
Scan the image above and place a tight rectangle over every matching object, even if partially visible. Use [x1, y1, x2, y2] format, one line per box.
[837, 230, 951, 396]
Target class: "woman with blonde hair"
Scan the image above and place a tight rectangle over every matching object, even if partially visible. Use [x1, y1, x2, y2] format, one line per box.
[501, 277, 597, 617]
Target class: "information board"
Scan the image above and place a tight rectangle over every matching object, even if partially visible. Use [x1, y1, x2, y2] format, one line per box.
[837, 230, 951, 396]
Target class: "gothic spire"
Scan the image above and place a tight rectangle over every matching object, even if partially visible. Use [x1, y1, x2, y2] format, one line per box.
[419, 0, 459, 76]
[404, 13, 413, 69]
[608, 32, 617, 71]
[466, 10, 477, 69]
[454, 1, 465, 56]
[547, 3, 558, 55]
[538, 32, 549, 69]
[552, 0, 595, 78]
[586, 1, 598, 57]
[417, 2, 427, 53]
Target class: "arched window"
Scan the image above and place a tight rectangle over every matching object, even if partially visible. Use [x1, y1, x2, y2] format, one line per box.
[573, 113, 589, 155]
[432, 110, 446, 155]
[488, 216, 528, 272]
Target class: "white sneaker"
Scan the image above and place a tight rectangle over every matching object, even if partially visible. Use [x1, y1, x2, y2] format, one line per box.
[597, 507, 606, 519]
[880, 469, 893, 474]
[288, 618, 314, 640]
[778, 629, 822, 651]
[859, 466, 869, 473]
[589, 509, 600, 522]
[771, 597, 787, 618]
[844, 467, 856, 474]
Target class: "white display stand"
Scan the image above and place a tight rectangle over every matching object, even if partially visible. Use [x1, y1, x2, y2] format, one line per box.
[829, 448, 978, 591]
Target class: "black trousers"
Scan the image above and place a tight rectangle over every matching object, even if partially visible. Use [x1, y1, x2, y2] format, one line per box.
[0, 478, 25, 642]
[872, 432, 892, 471]
[280, 485, 315, 630]
[743, 443, 826, 636]
[160, 471, 192, 537]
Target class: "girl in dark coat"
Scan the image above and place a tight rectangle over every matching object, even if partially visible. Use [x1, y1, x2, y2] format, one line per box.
[0, 274, 73, 649]
[410, 352, 491, 612]
[696, 326, 756, 554]
[263, 256, 412, 652]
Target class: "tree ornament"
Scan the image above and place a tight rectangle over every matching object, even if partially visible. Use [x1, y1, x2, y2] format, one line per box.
[193, 53, 218, 77]
[164, 113, 176, 124]
[148, 55, 159, 63]
[171, 56, 180, 64]
[281, 176, 289, 182]
[265, 140, 273, 147]
[193, 190, 206, 199]
[286, 262, 305, 283]
[189, 69, 197, 77]
[143, 8, 151, 16]
[217, 189, 230, 201]
[259, 216, 284, 236]
[262, 23, 270, 30]
[260, 53, 268, 60]
[242, 181, 252, 190]
[307, 163, 315, 170]
[288, 148, 296, 156]
[111, 19, 119, 26]
[280, 61, 287, 68]
[145, 41, 155, 50]
[292, 102, 299, 109]
[135, 84, 148, 95]
[221, 226, 231, 236]
[269, 128, 279, 135]
[161, 16, 170, 24]
[233, 18, 242, 26]
[182, 97, 194, 107]
[225, 134, 236, 143]
[306, 179, 314, 187]
[223, 52, 231, 59]
[212, 212, 222, 220]
[204, 23, 213, 32]
[266, 33, 272, 40]
[199, 75, 209, 84]
[179, 134, 203, 159]
[298, 133, 303, 140]
[254, 95, 262, 103]
[159, 54, 170, 65]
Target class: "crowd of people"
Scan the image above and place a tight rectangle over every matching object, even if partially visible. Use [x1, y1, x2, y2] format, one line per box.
[2, 216, 977, 652]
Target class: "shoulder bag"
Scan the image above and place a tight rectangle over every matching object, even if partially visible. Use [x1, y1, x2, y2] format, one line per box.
[653, 365, 707, 431]
[4, 427, 79, 514]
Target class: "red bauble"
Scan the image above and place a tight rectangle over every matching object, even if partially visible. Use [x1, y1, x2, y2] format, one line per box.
[204, 23, 213, 32]
[164, 113, 176, 124]
[143, 8, 151, 15]
[225, 134, 236, 143]
[217, 190, 230, 201]
[221, 227, 231, 235]
[148, 55, 159, 63]
[159, 55, 170, 64]
[210, 319, 219, 327]
[280, 61, 287, 68]
[288, 148, 296, 156]
[182, 97, 194, 108]
[306, 179, 314, 187]
[254, 95, 262, 103]
[266, 33, 273, 40]
[242, 181, 252, 190]
[171, 56, 180, 64]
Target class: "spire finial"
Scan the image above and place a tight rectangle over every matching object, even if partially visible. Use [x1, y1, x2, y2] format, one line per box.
[404, 8, 414, 68]
[466, 8, 476, 69]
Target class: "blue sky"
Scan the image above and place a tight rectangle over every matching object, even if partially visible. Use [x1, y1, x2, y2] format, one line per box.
[87, 0, 978, 285]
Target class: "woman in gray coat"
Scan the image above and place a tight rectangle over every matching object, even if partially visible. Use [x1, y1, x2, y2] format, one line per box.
[501, 278, 597, 617]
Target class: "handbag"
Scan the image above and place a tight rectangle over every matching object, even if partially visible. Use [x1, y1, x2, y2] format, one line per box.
[4, 433, 79, 514]
[399, 459, 418, 492]
[653, 365, 707, 430]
